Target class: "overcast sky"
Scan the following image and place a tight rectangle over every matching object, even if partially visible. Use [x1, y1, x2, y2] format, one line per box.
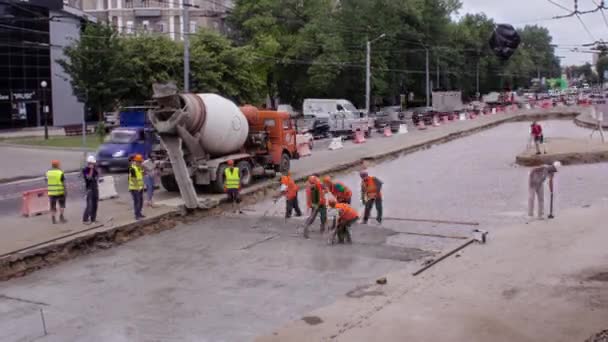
[458, 0, 607, 66]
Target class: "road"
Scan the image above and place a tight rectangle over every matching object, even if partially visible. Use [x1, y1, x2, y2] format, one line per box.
[2, 120, 607, 341]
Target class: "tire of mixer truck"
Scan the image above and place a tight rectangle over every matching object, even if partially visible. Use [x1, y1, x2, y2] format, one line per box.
[277, 152, 290, 174]
[160, 174, 180, 192]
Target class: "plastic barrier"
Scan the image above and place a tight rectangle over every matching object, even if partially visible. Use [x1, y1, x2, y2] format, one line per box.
[99, 175, 119, 201]
[398, 124, 408, 134]
[459, 112, 467, 121]
[417, 120, 427, 130]
[432, 115, 440, 127]
[297, 142, 312, 157]
[468, 112, 476, 120]
[353, 129, 366, 144]
[328, 137, 344, 150]
[383, 126, 393, 137]
[22, 188, 49, 217]
[525, 103, 531, 110]
[491, 108, 497, 114]
[441, 115, 449, 123]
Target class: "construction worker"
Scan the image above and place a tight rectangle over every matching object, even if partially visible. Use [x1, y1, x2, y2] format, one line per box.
[82, 155, 99, 224]
[360, 171, 383, 224]
[528, 161, 560, 219]
[129, 154, 145, 220]
[224, 160, 243, 213]
[276, 172, 302, 218]
[322, 176, 352, 204]
[303, 175, 327, 238]
[530, 121, 544, 155]
[328, 200, 358, 244]
[46, 159, 67, 224]
[305, 173, 320, 213]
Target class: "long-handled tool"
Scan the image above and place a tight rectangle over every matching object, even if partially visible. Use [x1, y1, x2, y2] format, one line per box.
[548, 192, 554, 219]
[251, 199, 281, 229]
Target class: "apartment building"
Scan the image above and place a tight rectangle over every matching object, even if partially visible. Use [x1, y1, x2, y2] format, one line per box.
[82, 0, 232, 39]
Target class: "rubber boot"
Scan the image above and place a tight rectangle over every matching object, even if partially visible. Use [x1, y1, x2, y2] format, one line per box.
[60, 214, 67, 223]
[51, 216, 56, 224]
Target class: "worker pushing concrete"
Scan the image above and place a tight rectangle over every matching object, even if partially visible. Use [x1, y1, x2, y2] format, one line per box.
[328, 200, 358, 244]
[303, 176, 327, 238]
[528, 161, 560, 219]
[360, 171, 383, 224]
[46, 159, 67, 224]
[275, 172, 302, 218]
[224, 160, 243, 214]
[323, 176, 352, 204]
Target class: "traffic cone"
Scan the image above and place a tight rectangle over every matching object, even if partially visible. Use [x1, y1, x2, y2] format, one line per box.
[417, 119, 427, 130]
[354, 129, 366, 143]
[441, 115, 449, 123]
[383, 126, 393, 137]
[432, 115, 440, 127]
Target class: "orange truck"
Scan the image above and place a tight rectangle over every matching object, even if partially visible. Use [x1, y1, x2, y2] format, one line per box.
[149, 86, 300, 206]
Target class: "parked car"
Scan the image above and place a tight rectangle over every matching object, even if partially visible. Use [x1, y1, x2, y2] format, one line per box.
[410, 107, 434, 125]
[103, 111, 119, 131]
[374, 106, 406, 133]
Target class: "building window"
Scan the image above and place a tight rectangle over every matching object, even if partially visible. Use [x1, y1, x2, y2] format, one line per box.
[126, 21, 134, 34]
[125, 0, 133, 8]
[111, 16, 118, 29]
[142, 20, 150, 31]
[157, 22, 166, 33]
[189, 21, 196, 33]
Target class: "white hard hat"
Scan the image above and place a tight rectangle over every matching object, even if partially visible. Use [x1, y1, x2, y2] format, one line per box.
[553, 161, 561, 169]
[87, 155, 97, 164]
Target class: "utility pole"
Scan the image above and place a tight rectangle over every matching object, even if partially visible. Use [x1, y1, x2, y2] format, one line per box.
[183, 0, 190, 92]
[425, 48, 430, 108]
[365, 33, 385, 114]
[436, 55, 440, 89]
[365, 40, 371, 113]
[476, 60, 480, 99]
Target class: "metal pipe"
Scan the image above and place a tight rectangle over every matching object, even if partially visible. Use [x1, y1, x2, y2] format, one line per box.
[413, 239, 475, 276]
[365, 40, 371, 113]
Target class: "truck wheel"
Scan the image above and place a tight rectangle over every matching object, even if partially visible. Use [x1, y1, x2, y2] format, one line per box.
[212, 164, 227, 193]
[237, 161, 252, 187]
[161, 175, 179, 192]
[279, 153, 290, 173]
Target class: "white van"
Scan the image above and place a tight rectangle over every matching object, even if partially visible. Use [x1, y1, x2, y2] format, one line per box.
[302, 99, 359, 118]
[302, 98, 373, 137]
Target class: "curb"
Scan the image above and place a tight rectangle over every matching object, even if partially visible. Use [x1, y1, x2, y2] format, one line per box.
[0, 108, 584, 281]
[0, 169, 81, 185]
[0, 142, 96, 152]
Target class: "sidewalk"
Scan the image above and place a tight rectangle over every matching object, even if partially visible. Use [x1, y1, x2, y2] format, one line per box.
[257, 199, 608, 342]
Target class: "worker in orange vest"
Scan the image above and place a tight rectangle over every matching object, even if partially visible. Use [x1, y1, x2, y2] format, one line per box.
[275, 172, 302, 218]
[360, 171, 383, 224]
[303, 175, 327, 238]
[322, 176, 352, 204]
[328, 200, 358, 244]
[305, 173, 320, 212]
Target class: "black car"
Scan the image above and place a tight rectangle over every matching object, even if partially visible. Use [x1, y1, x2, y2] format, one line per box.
[374, 106, 407, 132]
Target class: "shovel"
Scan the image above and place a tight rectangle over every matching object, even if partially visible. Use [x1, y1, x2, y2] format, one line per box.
[548, 192, 554, 219]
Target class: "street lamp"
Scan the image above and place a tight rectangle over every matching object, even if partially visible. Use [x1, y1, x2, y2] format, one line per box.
[40, 80, 48, 140]
[366, 33, 386, 114]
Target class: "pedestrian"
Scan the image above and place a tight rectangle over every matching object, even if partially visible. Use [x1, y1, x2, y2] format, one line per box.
[129, 154, 145, 220]
[303, 175, 327, 238]
[276, 172, 301, 218]
[82, 155, 99, 224]
[328, 200, 358, 244]
[360, 171, 383, 224]
[528, 161, 560, 219]
[322, 176, 352, 204]
[142, 157, 156, 207]
[46, 159, 67, 224]
[224, 160, 243, 213]
[530, 121, 544, 155]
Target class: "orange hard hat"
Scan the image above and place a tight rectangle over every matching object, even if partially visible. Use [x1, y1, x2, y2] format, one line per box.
[328, 199, 337, 207]
[133, 154, 143, 162]
[227, 160, 234, 166]
[308, 175, 317, 184]
[51, 160, 60, 167]
[322, 176, 332, 184]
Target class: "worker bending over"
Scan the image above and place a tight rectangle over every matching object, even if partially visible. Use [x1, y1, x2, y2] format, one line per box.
[224, 160, 243, 214]
[528, 161, 560, 219]
[328, 200, 358, 244]
[129, 154, 145, 220]
[303, 176, 327, 238]
[360, 171, 383, 224]
[322, 176, 352, 204]
[276, 172, 302, 218]
[46, 159, 67, 224]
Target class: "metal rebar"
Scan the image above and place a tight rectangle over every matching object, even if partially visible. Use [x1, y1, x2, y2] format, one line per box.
[40, 308, 48, 336]
[412, 239, 475, 276]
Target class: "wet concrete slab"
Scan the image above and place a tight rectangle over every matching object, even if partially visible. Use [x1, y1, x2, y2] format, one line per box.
[516, 137, 608, 166]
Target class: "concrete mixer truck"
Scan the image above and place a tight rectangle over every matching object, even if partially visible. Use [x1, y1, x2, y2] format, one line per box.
[148, 83, 300, 208]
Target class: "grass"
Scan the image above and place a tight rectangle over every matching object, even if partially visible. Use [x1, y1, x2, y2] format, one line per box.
[1, 135, 104, 150]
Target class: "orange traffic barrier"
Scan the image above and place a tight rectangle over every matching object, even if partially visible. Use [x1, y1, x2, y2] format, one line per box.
[417, 119, 427, 130]
[432, 115, 440, 127]
[383, 126, 393, 137]
[353, 129, 366, 144]
[21, 188, 49, 217]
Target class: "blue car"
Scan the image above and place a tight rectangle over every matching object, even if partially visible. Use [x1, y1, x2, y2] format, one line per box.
[96, 127, 157, 170]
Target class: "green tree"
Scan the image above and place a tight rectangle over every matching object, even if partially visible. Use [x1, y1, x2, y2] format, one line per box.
[58, 23, 127, 119]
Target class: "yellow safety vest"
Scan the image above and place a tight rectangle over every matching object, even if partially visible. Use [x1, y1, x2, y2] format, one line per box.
[129, 165, 144, 191]
[46, 169, 65, 196]
[224, 167, 240, 189]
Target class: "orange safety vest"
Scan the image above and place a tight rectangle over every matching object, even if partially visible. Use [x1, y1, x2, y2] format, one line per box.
[330, 182, 352, 202]
[310, 180, 326, 206]
[306, 186, 312, 208]
[363, 176, 381, 199]
[335, 203, 359, 221]
[280, 176, 299, 200]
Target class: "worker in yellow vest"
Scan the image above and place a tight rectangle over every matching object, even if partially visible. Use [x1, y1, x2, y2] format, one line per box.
[129, 154, 145, 220]
[224, 160, 242, 213]
[46, 159, 67, 224]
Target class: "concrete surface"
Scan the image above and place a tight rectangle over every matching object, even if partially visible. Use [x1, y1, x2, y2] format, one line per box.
[516, 137, 608, 166]
[1, 119, 608, 341]
[0, 145, 85, 182]
[575, 109, 608, 129]
[257, 199, 608, 342]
